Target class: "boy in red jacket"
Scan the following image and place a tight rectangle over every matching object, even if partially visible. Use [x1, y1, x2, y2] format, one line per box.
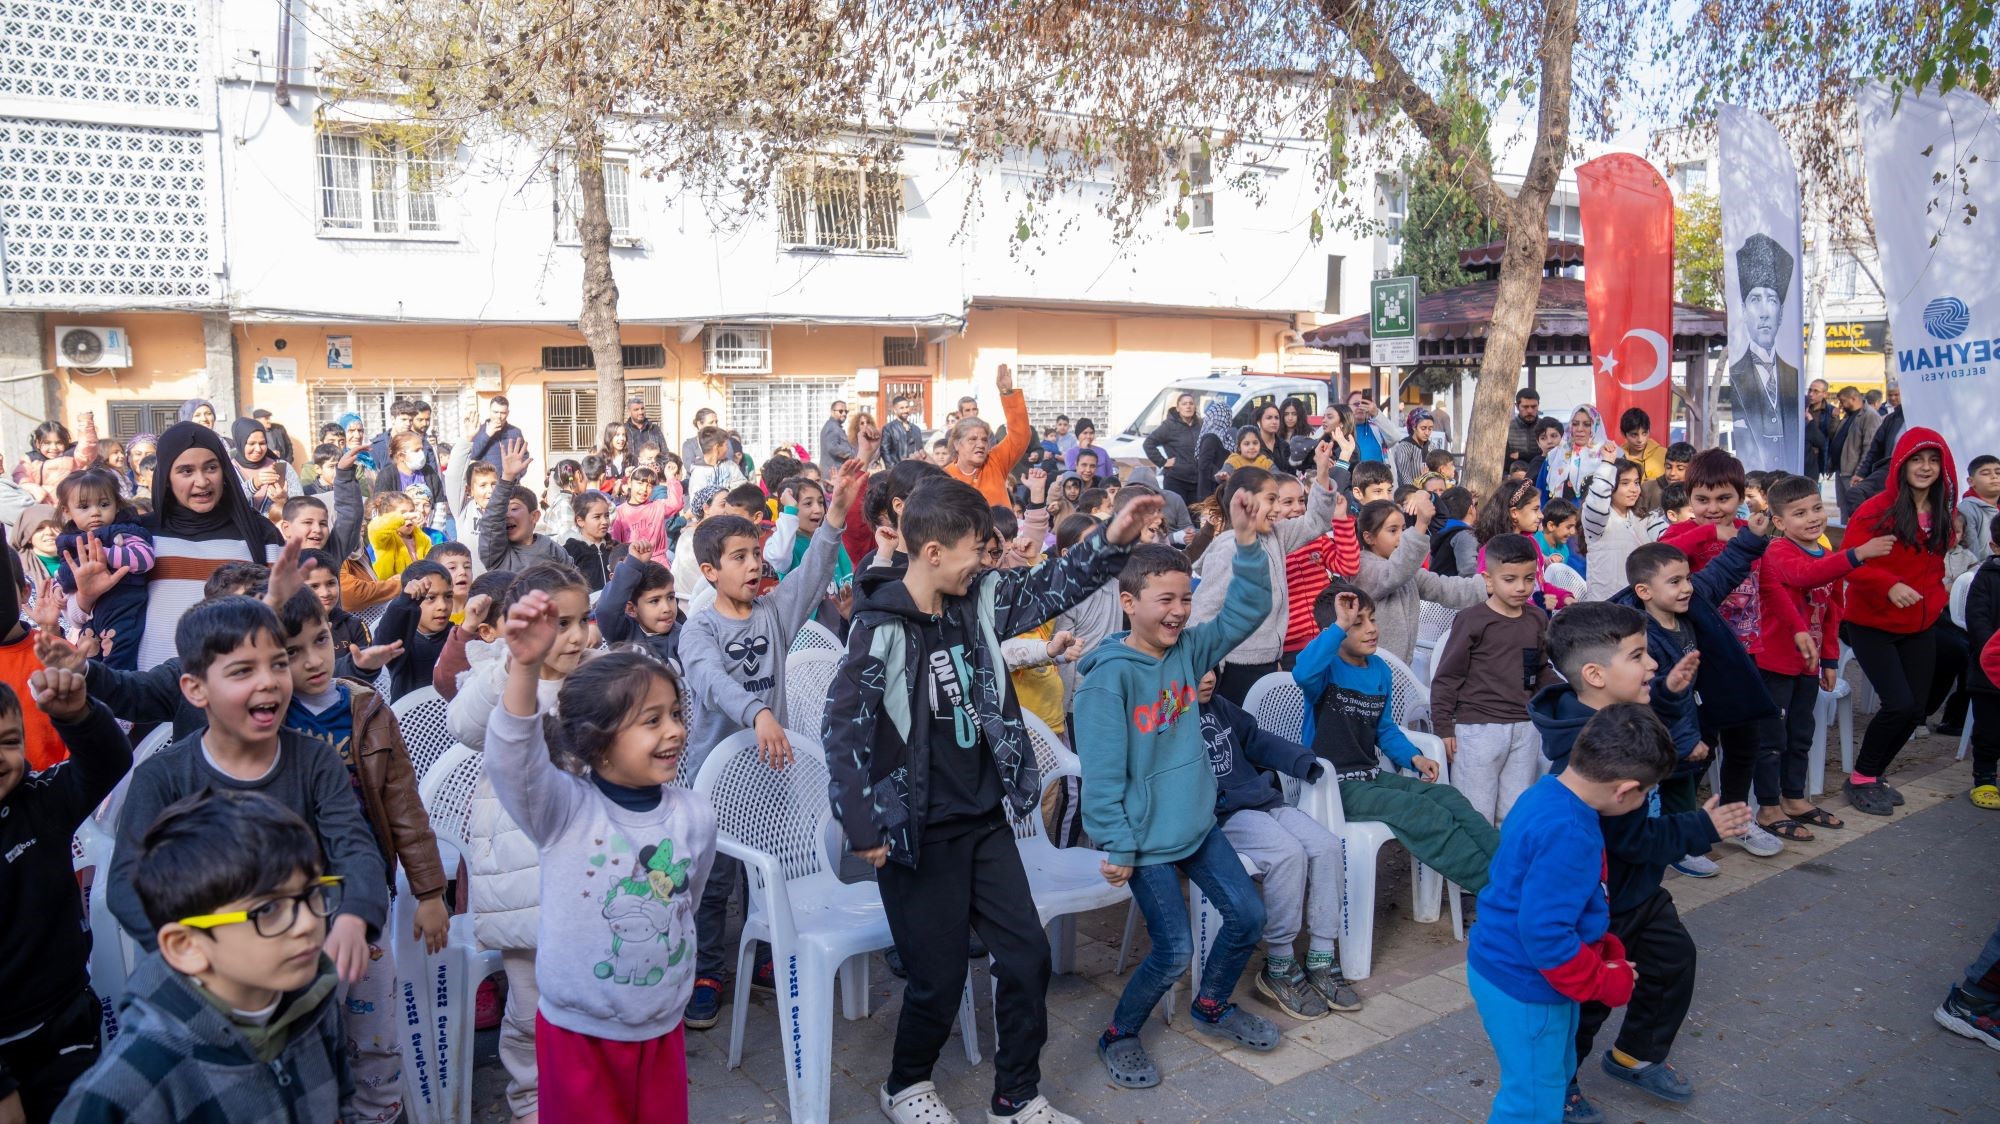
[1841, 428, 1958, 816]
[1752, 475, 1895, 839]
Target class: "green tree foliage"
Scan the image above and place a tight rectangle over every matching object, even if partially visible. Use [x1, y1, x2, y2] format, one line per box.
[1397, 152, 1497, 297]
[1674, 192, 1724, 309]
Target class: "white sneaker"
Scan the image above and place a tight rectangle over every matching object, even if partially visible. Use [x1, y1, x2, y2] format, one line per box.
[987, 1095, 1081, 1124]
[1732, 821, 1785, 857]
[1671, 854, 1718, 878]
[881, 1081, 960, 1124]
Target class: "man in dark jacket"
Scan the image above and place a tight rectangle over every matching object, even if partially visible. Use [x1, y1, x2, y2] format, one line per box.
[880, 395, 926, 467]
[466, 396, 526, 470]
[1848, 399, 1905, 511]
[1802, 379, 1834, 478]
[1504, 388, 1542, 477]
[622, 395, 668, 460]
[1142, 392, 1202, 505]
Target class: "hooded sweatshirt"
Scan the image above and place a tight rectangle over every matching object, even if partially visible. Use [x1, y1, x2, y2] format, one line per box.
[1200, 692, 1323, 820]
[1188, 478, 1338, 666]
[1959, 492, 1998, 564]
[1073, 544, 1270, 867]
[1844, 427, 1959, 635]
[1609, 524, 1774, 737]
[55, 952, 347, 1123]
[1529, 681, 1722, 916]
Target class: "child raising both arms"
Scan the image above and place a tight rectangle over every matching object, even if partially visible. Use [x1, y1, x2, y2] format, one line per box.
[485, 593, 716, 1124]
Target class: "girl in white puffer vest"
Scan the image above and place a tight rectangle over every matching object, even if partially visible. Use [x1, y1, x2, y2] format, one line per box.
[447, 563, 597, 1124]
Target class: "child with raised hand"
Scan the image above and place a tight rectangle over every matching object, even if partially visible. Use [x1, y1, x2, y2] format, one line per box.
[481, 439, 569, 574]
[56, 790, 350, 1124]
[54, 467, 154, 670]
[1470, 703, 1665, 1122]
[484, 592, 715, 1124]
[762, 472, 856, 592]
[1530, 606, 1752, 1119]
[366, 491, 432, 579]
[272, 586, 447, 1124]
[104, 596, 386, 981]
[831, 478, 1156, 1121]
[1754, 474, 1896, 832]
[1079, 489, 1286, 1090]
[1581, 451, 1665, 602]
[610, 465, 673, 559]
[1430, 533, 1559, 826]
[0, 667, 130, 1121]
[1351, 488, 1487, 665]
[680, 449, 870, 1029]
[374, 558, 455, 702]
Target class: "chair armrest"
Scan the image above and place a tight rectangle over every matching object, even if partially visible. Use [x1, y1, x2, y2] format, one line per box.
[714, 833, 799, 949]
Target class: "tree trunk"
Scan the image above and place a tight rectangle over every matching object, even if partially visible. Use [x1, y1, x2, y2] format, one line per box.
[574, 130, 625, 431]
[1458, 0, 1578, 499]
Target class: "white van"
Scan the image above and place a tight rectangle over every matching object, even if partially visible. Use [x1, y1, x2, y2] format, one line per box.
[1102, 373, 1332, 467]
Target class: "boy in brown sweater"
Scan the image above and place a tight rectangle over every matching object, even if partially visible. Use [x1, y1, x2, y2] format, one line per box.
[1429, 532, 1559, 826]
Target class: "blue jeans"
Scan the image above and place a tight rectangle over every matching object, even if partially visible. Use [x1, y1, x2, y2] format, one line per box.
[1109, 825, 1266, 1034]
[1962, 916, 2000, 1005]
[1468, 964, 1578, 1122]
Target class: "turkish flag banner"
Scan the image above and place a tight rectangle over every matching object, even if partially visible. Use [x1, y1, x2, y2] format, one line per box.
[1577, 154, 1676, 434]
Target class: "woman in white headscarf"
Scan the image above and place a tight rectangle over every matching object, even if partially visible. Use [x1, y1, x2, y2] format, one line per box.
[1543, 404, 1608, 502]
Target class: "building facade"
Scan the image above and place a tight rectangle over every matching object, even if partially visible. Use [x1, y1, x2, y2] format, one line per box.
[0, 0, 1383, 475]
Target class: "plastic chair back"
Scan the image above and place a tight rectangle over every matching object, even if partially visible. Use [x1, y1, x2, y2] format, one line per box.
[791, 620, 843, 654]
[784, 651, 843, 745]
[1543, 561, 1586, 598]
[694, 730, 833, 883]
[93, 724, 175, 831]
[1242, 673, 1307, 742]
[418, 745, 484, 849]
[1014, 713, 1078, 840]
[392, 687, 455, 786]
[1952, 569, 1974, 628]
[1416, 601, 1457, 648]
[1376, 649, 1432, 732]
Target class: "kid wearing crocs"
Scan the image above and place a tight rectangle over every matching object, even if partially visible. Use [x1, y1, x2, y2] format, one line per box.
[1076, 482, 1285, 1089]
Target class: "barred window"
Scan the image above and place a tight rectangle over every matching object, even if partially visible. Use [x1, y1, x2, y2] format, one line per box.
[1012, 364, 1110, 433]
[316, 132, 446, 236]
[778, 162, 901, 252]
[556, 157, 632, 242]
[727, 379, 848, 456]
[544, 383, 663, 455]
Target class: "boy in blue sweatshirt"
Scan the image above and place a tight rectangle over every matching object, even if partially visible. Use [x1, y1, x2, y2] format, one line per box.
[1076, 487, 1282, 1089]
[1470, 702, 1672, 1122]
[1292, 585, 1500, 894]
[1531, 601, 1754, 1121]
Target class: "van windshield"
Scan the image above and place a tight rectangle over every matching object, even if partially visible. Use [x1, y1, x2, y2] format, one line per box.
[1120, 389, 1241, 439]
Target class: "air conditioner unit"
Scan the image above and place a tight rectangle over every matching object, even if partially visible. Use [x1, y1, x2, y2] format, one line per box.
[53, 326, 133, 369]
[703, 324, 772, 375]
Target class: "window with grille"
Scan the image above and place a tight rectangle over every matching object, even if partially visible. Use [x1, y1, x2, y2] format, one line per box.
[704, 325, 772, 374]
[316, 131, 446, 236]
[1185, 149, 1215, 230]
[1012, 365, 1111, 432]
[727, 379, 847, 458]
[1546, 202, 1582, 242]
[556, 156, 633, 243]
[311, 385, 473, 450]
[0, 118, 218, 301]
[777, 162, 902, 252]
[541, 344, 666, 371]
[1380, 178, 1407, 246]
[882, 336, 926, 368]
[106, 401, 183, 442]
[543, 383, 663, 455]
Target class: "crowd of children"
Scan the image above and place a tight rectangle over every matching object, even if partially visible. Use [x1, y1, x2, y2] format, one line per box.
[0, 381, 1987, 1124]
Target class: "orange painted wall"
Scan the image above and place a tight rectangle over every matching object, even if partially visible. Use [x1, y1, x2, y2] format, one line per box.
[52, 312, 211, 426]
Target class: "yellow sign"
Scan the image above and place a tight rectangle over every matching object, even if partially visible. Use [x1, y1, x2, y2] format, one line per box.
[1810, 320, 1885, 354]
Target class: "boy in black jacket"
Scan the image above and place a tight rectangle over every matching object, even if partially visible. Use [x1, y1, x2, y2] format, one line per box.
[1964, 522, 2000, 806]
[374, 558, 454, 701]
[1195, 670, 1360, 1019]
[0, 669, 130, 1121]
[593, 545, 682, 668]
[825, 478, 1155, 1124]
[1534, 602, 1753, 1120]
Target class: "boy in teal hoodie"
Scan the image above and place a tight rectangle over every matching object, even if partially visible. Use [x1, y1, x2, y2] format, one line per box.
[1075, 486, 1284, 1089]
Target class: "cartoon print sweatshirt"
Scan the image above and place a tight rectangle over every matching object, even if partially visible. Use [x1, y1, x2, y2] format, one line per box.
[484, 703, 716, 1042]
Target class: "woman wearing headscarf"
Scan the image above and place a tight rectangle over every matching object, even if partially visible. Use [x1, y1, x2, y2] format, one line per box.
[178, 399, 217, 429]
[131, 421, 286, 668]
[1194, 398, 1235, 502]
[1542, 404, 1609, 503]
[337, 412, 378, 478]
[230, 416, 302, 513]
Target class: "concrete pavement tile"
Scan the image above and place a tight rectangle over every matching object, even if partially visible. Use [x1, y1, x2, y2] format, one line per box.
[1322, 1040, 1439, 1097]
[1436, 960, 1469, 984]
[1341, 991, 1441, 1039]
[1406, 1062, 1501, 1119]
[1261, 1067, 1384, 1119]
[1389, 973, 1473, 1015]
[1217, 1034, 1331, 1085]
[1288, 1013, 1390, 1062]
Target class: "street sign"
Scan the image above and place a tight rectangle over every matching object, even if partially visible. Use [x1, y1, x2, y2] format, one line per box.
[1370, 275, 1419, 366]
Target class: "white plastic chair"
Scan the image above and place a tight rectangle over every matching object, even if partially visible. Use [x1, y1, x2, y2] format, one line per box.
[93, 724, 174, 832]
[1377, 649, 1435, 734]
[1412, 601, 1459, 682]
[1238, 672, 1459, 979]
[791, 619, 843, 654]
[1014, 714, 1128, 975]
[397, 743, 499, 1124]
[782, 650, 843, 745]
[392, 687, 456, 787]
[354, 598, 391, 637]
[1808, 645, 1860, 794]
[694, 730, 976, 1124]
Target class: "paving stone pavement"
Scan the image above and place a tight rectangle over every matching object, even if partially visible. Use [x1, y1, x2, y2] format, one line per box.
[470, 738, 2000, 1122]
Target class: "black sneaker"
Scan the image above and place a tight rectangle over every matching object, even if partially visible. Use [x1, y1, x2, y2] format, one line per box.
[750, 951, 775, 995]
[1936, 985, 2000, 1051]
[684, 977, 723, 1030]
[884, 948, 907, 978]
[1844, 778, 1894, 816]
[1305, 962, 1362, 1011]
[1254, 962, 1330, 1021]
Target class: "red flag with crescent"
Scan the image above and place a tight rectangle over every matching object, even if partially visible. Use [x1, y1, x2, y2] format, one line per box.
[1577, 154, 1676, 432]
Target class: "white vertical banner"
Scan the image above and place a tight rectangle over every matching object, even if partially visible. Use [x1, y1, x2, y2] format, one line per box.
[1860, 83, 2000, 466]
[1719, 105, 1807, 473]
